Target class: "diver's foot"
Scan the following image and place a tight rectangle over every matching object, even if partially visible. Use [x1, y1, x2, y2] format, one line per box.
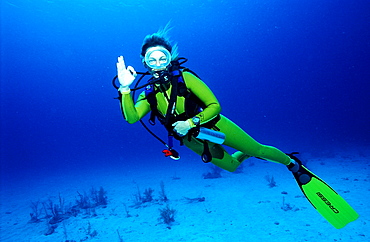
[232, 151, 251, 163]
[287, 159, 300, 173]
[286, 152, 302, 173]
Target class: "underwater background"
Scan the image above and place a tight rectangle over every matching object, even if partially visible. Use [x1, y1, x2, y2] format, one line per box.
[2, 0, 369, 175]
[0, 1, 369, 241]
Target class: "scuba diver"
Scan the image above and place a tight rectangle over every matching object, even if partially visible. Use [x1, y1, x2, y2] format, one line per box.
[114, 25, 358, 229]
[116, 26, 295, 172]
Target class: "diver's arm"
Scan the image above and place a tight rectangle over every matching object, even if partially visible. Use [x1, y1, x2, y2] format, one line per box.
[182, 72, 221, 124]
[121, 91, 150, 124]
[117, 56, 151, 123]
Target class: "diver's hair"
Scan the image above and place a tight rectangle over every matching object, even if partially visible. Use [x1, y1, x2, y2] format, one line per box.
[140, 22, 179, 61]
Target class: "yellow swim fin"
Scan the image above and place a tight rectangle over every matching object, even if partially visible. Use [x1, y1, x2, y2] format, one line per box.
[288, 154, 359, 229]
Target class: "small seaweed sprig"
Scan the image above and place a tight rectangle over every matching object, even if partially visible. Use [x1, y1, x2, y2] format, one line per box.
[159, 181, 169, 203]
[29, 200, 42, 223]
[90, 187, 108, 207]
[143, 188, 154, 203]
[132, 185, 155, 208]
[264, 174, 277, 188]
[84, 221, 98, 238]
[122, 203, 132, 218]
[158, 205, 176, 226]
[281, 197, 299, 212]
[183, 196, 206, 203]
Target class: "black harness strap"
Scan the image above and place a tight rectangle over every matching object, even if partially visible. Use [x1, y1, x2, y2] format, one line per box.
[163, 70, 181, 127]
[146, 86, 160, 125]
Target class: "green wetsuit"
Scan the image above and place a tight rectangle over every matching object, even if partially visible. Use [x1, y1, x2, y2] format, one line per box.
[121, 71, 291, 171]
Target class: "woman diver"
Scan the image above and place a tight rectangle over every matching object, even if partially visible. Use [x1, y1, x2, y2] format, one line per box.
[116, 25, 299, 173]
[114, 25, 360, 229]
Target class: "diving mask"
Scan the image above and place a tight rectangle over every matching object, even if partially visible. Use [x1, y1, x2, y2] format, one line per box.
[144, 46, 172, 71]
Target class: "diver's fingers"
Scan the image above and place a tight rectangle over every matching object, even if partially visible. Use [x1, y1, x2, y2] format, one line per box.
[117, 56, 126, 70]
[126, 66, 137, 77]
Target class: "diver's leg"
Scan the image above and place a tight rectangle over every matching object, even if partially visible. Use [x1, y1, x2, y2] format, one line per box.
[217, 115, 291, 165]
[232, 151, 251, 163]
[183, 136, 242, 172]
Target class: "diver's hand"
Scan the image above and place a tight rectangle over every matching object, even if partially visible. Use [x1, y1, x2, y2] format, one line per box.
[172, 120, 192, 136]
[116, 56, 137, 93]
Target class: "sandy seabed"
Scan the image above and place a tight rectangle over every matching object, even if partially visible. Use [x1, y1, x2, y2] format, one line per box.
[0, 152, 368, 242]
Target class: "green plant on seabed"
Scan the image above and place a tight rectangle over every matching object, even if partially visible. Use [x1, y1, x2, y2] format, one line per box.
[158, 205, 177, 226]
[28, 187, 108, 237]
[159, 181, 169, 202]
[281, 196, 299, 212]
[265, 174, 277, 188]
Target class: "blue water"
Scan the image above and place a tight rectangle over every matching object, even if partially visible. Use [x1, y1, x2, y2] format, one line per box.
[0, 1, 369, 237]
[2, 0, 369, 174]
